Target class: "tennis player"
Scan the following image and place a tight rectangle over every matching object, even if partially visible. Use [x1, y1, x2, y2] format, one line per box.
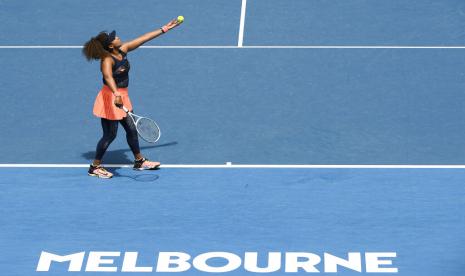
[83, 19, 181, 178]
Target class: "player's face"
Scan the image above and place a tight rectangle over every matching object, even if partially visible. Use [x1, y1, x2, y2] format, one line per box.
[112, 36, 122, 48]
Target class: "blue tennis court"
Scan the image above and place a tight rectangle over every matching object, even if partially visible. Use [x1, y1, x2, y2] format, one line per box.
[1, 0, 465, 275]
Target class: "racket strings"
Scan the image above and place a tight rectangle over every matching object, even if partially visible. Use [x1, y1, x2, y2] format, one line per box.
[136, 118, 160, 143]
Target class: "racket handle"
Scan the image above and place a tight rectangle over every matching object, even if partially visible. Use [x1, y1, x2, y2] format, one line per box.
[122, 106, 129, 113]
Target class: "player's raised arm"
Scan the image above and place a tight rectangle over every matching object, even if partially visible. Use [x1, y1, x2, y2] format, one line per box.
[121, 17, 183, 52]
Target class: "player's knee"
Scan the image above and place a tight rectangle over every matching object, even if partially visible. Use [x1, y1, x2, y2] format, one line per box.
[106, 132, 118, 142]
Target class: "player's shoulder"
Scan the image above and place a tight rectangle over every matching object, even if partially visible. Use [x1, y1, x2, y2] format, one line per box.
[102, 55, 115, 63]
[118, 45, 129, 54]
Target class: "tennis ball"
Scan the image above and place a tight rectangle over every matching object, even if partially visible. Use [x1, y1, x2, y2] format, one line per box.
[177, 15, 184, 24]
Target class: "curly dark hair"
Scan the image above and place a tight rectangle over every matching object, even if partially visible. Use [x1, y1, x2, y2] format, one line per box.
[82, 32, 111, 61]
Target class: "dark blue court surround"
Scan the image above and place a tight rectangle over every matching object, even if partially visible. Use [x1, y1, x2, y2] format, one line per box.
[1, 168, 464, 275]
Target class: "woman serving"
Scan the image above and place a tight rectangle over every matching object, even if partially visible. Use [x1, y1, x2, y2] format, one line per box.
[82, 18, 182, 178]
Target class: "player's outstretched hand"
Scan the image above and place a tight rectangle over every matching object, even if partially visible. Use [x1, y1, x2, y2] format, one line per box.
[166, 19, 180, 31]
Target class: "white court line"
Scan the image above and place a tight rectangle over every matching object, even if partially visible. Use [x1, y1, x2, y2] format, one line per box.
[238, 0, 248, 47]
[1, 164, 465, 169]
[2, 46, 465, 49]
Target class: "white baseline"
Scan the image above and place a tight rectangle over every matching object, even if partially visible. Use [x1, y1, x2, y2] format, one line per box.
[1, 164, 465, 168]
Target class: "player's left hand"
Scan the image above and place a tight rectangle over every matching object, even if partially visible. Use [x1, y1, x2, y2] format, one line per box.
[165, 19, 180, 30]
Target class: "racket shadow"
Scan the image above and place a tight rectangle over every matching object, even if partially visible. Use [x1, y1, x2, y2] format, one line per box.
[81, 142, 178, 164]
[111, 169, 160, 182]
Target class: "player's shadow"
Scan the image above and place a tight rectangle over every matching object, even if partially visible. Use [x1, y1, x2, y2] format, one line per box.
[81, 142, 178, 164]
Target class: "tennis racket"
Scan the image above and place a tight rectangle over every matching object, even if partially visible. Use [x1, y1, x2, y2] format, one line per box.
[122, 106, 161, 143]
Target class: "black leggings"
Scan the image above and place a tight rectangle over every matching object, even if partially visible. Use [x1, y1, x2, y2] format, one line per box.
[95, 116, 140, 160]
